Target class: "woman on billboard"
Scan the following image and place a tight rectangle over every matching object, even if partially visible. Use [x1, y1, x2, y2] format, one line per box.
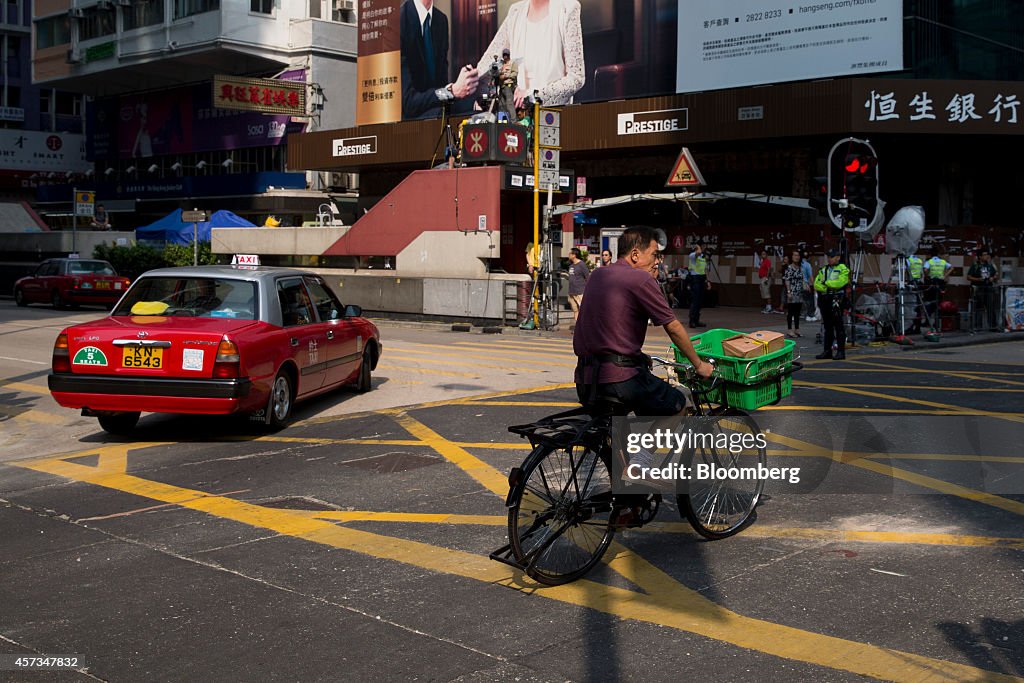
[476, 0, 585, 108]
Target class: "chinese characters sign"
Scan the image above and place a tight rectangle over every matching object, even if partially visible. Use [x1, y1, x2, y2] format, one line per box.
[857, 80, 1022, 134]
[213, 75, 306, 116]
[356, 0, 401, 126]
[677, 0, 902, 94]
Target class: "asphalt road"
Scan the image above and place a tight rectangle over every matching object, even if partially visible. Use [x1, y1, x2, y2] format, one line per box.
[1, 301, 1022, 682]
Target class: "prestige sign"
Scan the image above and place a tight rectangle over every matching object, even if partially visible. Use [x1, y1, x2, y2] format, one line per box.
[617, 109, 688, 136]
[332, 136, 378, 157]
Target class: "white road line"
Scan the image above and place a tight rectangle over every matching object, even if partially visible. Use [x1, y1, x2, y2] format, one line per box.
[0, 355, 49, 365]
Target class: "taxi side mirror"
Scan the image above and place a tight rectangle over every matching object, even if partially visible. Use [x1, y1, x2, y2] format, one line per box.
[344, 304, 362, 318]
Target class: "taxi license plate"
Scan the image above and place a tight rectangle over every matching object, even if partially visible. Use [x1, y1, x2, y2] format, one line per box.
[122, 346, 163, 369]
[97, 281, 111, 289]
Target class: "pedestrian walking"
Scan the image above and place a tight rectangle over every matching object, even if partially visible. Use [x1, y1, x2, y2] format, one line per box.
[757, 249, 773, 313]
[566, 247, 590, 323]
[967, 248, 1001, 331]
[814, 248, 850, 360]
[784, 251, 808, 337]
[688, 242, 709, 328]
[801, 252, 817, 321]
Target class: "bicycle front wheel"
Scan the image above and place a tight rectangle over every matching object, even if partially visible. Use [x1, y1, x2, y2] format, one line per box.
[678, 409, 766, 539]
[508, 443, 615, 585]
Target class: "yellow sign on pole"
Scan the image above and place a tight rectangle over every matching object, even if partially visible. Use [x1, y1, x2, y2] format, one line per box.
[75, 191, 95, 217]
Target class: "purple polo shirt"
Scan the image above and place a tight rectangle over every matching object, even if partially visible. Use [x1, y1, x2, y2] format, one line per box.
[573, 259, 676, 384]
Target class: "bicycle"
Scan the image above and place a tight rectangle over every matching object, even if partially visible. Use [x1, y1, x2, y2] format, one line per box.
[490, 355, 800, 586]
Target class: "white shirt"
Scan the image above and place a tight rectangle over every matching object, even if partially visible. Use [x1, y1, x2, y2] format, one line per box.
[515, 10, 562, 97]
[412, 0, 432, 32]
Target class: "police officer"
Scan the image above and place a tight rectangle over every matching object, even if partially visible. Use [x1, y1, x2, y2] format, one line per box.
[905, 250, 925, 333]
[688, 242, 710, 328]
[923, 245, 953, 333]
[814, 248, 850, 360]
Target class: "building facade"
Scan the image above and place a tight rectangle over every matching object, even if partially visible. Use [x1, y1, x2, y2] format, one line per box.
[30, 0, 360, 228]
[287, 0, 1024, 304]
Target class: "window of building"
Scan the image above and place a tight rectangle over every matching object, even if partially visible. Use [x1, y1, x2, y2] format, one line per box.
[124, 0, 164, 30]
[251, 0, 273, 14]
[174, 0, 220, 20]
[35, 16, 71, 49]
[78, 7, 115, 41]
[5, 36, 19, 78]
[4, 85, 20, 108]
[55, 92, 81, 117]
[309, 0, 321, 19]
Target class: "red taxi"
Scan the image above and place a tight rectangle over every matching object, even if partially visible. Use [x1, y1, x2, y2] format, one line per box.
[47, 266, 381, 434]
[14, 258, 131, 309]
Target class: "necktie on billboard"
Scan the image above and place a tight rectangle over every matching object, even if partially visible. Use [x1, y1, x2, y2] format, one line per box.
[423, 14, 435, 82]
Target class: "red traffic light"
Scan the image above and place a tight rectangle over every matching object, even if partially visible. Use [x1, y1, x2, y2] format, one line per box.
[844, 154, 875, 174]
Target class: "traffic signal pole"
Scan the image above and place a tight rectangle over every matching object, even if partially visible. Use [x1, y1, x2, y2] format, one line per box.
[532, 97, 540, 328]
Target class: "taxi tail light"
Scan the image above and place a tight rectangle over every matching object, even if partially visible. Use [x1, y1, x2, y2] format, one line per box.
[53, 333, 71, 373]
[72, 278, 81, 288]
[213, 339, 240, 378]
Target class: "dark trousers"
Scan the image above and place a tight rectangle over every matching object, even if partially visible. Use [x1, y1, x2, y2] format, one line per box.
[924, 280, 945, 330]
[786, 302, 802, 330]
[973, 286, 999, 330]
[689, 275, 705, 325]
[819, 293, 845, 353]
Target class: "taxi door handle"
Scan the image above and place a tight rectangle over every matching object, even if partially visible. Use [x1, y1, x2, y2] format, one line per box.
[290, 337, 299, 347]
[326, 331, 334, 340]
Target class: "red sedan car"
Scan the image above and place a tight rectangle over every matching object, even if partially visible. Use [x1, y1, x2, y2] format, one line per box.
[14, 258, 131, 309]
[48, 266, 381, 434]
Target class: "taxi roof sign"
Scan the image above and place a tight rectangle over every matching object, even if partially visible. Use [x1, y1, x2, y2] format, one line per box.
[665, 147, 706, 188]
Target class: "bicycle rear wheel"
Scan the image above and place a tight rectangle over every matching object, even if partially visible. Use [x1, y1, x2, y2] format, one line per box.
[678, 409, 766, 539]
[508, 443, 615, 585]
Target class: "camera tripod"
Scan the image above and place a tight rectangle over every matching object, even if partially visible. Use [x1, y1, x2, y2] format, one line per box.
[429, 100, 458, 169]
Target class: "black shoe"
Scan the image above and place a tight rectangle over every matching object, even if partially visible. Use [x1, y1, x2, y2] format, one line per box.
[815, 351, 833, 360]
[833, 351, 846, 360]
[692, 322, 707, 328]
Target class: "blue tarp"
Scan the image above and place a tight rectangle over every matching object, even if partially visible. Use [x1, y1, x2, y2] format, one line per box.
[135, 209, 257, 245]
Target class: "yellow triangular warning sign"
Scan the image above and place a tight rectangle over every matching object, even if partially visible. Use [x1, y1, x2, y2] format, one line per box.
[665, 147, 706, 188]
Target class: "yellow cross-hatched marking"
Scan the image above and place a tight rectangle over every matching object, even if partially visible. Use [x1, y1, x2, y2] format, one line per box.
[467, 400, 578, 407]
[809, 383, 1024, 425]
[800, 365, 1021, 377]
[392, 412, 507, 496]
[802, 383, 1024, 393]
[2, 381, 51, 395]
[873, 353, 1024, 367]
[13, 453, 1023, 682]
[384, 353, 547, 372]
[307, 510, 1024, 549]
[388, 344, 575, 368]
[763, 403, 1004, 416]
[376, 363, 480, 378]
[842, 358, 1024, 387]
[1, 407, 66, 425]
[447, 342, 575, 360]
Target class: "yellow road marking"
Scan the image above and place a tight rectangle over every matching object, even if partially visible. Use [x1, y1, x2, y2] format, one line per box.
[377, 363, 480, 378]
[14, 453, 1021, 682]
[842, 358, 1024, 387]
[2, 381, 51, 395]
[392, 413, 508, 496]
[801, 365, 1021, 377]
[387, 344, 574, 368]
[385, 353, 546, 373]
[447, 341, 576, 360]
[762, 404, 1001, 416]
[873, 353, 1024, 366]
[810, 383, 1024, 424]
[798, 383, 1024, 393]
[308, 510, 1024, 549]
[0, 407, 66, 425]
[467, 400, 578, 407]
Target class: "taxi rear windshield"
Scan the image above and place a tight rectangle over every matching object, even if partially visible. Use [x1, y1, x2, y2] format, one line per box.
[113, 277, 258, 320]
[69, 260, 116, 275]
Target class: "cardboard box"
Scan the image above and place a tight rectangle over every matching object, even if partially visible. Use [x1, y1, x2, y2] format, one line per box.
[722, 334, 764, 359]
[747, 330, 786, 354]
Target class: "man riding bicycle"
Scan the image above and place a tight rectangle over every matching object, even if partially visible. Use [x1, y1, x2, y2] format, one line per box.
[573, 226, 714, 416]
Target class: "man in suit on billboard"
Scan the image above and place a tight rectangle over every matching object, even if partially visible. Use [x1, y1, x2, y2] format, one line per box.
[401, 0, 479, 119]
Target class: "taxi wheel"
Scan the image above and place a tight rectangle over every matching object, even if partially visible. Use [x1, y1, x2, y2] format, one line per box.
[14, 289, 26, 307]
[268, 371, 293, 430]
[97, 412, 140, 435]
[51, 290, 65, 310]
[356, 349, 373, 393]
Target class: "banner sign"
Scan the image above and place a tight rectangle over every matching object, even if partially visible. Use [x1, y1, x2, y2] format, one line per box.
[88, 71, 308, 161]
[0, 130, 89, 173]
[677, 0, 903, 93]
[213, 75, 307, 116]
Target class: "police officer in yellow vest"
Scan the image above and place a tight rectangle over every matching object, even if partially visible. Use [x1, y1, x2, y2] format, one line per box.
[904, 252, 925, 333]
[688, 242, 710, 328]
[814, 248, 850, 360]
[923, 245, 953, 332]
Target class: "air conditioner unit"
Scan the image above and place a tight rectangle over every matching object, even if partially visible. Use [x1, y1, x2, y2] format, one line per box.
[334, 0, 355, 11]
[327, 172, 359, 190]
[66, 48, 82, 64]
[68, 7, 86, 18]
[344, 172, 359, 190]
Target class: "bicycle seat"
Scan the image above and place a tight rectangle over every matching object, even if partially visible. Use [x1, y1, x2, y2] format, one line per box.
[582, 396, 629, 417]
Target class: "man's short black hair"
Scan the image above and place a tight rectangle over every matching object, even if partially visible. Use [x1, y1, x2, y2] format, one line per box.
[570, 247, 582, 258]
[618, 226, 659, 257]
[978, 247, 991, 256]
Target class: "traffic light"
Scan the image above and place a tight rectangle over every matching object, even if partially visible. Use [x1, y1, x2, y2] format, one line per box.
[809, 175, 829, 217]
[841, 153, 878, 231]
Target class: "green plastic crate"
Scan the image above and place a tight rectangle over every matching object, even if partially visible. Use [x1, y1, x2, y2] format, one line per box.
[671, 328, 795, 410]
